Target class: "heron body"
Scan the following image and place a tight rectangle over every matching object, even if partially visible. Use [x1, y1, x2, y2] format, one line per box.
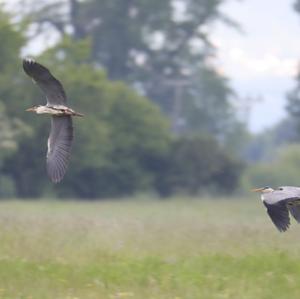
[23, 58, 83, 183]
[26, 105, 84, 116]
[253, 186, 300, 232]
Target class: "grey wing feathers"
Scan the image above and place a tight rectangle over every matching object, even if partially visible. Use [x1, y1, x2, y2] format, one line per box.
[288, 205, 300, 223]
[47, 116, 73, 183]
[23, 58, 67, 105]
[264, 202, 290, 232]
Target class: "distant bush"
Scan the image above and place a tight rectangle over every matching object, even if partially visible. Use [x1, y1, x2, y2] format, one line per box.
[0, 175, 16, 198]
[242, 144, 300, 190]
[154, 135, 244, 197]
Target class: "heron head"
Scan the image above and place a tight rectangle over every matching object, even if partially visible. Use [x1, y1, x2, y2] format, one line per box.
[26, 105, 41, 112]
[251, 186, 274, 193]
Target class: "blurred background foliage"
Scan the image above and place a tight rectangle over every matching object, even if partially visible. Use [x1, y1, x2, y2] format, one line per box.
[0, 0, 299, 199]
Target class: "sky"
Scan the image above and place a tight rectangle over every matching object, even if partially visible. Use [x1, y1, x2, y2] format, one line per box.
[212, 0, 300, 132]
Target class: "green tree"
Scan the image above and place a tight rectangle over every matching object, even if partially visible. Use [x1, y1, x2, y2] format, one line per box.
[155, 135, 243, 196]
[0, 3, 247, 198]
[286, 1, 300, 137]
[18, 0, 240, 139]
[244, 119, 297, 162]
[243, 144, 300, 190]
[182, 67, 235, 137]
[0, 9, 31, 197]
[287, 77, 300, 138]
[4, 39, 171, 198]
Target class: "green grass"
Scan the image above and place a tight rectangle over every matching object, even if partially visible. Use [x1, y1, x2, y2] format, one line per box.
[0, 198, 300, 298]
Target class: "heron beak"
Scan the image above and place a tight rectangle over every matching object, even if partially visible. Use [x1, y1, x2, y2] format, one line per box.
[25, 107, 35, 112]
[251, 187, 265, 192]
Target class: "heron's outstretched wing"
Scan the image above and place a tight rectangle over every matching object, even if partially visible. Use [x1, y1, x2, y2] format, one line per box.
[264, 201, 290, 232]
[47, 116, 73, 183]
[23, 58, 67, 106]
[288, 205, 300, 222]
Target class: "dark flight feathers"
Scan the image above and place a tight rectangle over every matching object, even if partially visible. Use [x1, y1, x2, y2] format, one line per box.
[264, 202, 290, 232]
[22, 59, 67, 106]
[288, 205, 300, 223]
[264, 197, 300, 232]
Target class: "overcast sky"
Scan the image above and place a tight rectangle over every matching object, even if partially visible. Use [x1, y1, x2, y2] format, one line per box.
[212, 0, 300, 132]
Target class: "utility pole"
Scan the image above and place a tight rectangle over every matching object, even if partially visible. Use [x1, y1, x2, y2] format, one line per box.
[164, 78, 190, 134]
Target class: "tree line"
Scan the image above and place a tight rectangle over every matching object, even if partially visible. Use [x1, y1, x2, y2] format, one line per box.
[0, 1, 245, 198]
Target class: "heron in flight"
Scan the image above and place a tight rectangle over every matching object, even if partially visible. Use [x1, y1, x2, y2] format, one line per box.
[252, 186, 300, 232]
[23, 58, 83, 183]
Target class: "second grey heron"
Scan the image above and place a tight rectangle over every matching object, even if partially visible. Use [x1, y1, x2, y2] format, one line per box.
[252, 186, 300, 232]
[23, 58, 83, 183]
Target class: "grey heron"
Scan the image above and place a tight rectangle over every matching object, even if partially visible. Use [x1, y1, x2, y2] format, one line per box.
[252, 186, 300, 232]
[23, 58, 83, 183]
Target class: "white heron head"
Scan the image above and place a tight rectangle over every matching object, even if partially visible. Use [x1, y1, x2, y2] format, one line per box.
[251, 186, 274, 193]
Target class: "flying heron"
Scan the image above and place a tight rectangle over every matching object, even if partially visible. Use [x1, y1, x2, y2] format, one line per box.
[23, 58, 83, 183]
[252, 186, 300, 232]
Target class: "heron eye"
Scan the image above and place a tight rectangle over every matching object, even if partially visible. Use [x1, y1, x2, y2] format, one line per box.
[279, 188, 283, 191]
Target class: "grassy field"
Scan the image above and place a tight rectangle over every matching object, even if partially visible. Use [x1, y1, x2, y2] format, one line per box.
[0, 197, 300, 298]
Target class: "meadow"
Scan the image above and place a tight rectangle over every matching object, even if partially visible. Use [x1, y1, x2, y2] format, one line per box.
[0, 197, 300, 299]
